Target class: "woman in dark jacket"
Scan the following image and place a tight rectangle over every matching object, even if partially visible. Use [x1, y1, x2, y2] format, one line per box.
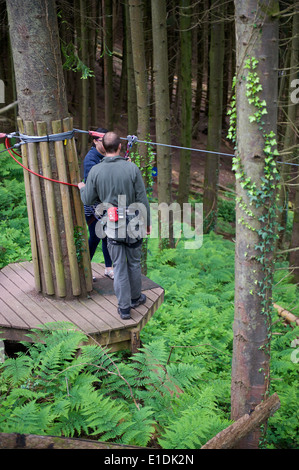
[83, 128, 114, 280]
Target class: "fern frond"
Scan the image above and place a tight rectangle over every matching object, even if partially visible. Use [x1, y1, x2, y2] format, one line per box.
[120, 406, 155, 446]
[1, 355, 33, 386]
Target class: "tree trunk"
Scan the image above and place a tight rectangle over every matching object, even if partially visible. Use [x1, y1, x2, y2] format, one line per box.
[125, 0, 137, 135]
[80, 0, 89, 153]
[231, 0, 279, 449]
[202, 393, 280, 449]
[128, 0, 150, 273]
[276, 11, 299, 250]
[102, 0, 114, 130]
[203, 0, 224, 233]
[6, 0, 92, 299]
[151, 0, 174, 248]
[177, 0, 192, 207]
[192, 2, 204, 139]
[0, 432, 140, 449]
[89, 0, 98, 128]
[128, 0, 150, 173]
[289, 166, 299, 282]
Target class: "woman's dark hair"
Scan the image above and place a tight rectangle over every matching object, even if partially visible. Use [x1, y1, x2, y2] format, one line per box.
[92, 127, 108, 147]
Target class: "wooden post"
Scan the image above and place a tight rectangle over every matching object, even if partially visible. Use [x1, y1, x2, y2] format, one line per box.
[25, 120, 55, 296]
[18, 118, 92, 299]
[17, 118, 41, 293]
[201, 393, 280, 449]
[130, 328, 141, 354]
[37, 121, 66, 297]
[63, 117, 92, 293]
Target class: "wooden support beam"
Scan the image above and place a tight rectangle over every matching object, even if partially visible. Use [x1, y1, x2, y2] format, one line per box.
[0, 433, 141, 449]
[130, 328, 141, 354]
[17, 118, 92, 299]
[17, 117, 41, 292]
[273, 303, 299, 327]
[37, 121, 66, 297]
[52, 119, 81, 296]
[25, 120, 54, 295]
[201, 393, 280, 449]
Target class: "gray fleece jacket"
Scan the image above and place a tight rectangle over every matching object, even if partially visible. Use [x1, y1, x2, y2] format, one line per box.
[79, 155, 151, 238]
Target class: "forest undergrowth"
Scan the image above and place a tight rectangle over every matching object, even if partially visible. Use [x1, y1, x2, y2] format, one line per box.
[0, 144, 298, 448]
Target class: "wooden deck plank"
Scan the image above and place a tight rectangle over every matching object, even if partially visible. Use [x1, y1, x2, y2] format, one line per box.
[9, 262, 118, 332]
[0, 270, 57, 325]
[1, 265, 68, 324]
[0, 299, 23, 327]
[95, 291, 144, 323]
[0, 261, 164, 352]
[67, 298, 116, 332]
[89, 291, 137, 327]
[0, 283, 41, 328]
[5, 263, 35, 288]
[81, 295, 130, 330]
[2, 263, 99, 333]
[43, 297, 99, 334]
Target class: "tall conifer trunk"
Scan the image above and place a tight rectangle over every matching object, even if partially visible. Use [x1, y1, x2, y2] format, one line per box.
[128, 0, 150, 175]
[6, 0, 92, 299]
[102, 0, 114, 129]
[151, 0, 174, 248]
[231, 0, 279, 448]
[203, 0, 224, 233]
[177, 0, 192, 207]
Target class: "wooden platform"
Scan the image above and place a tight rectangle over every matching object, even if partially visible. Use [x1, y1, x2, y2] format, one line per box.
[0, 261, 164, 352]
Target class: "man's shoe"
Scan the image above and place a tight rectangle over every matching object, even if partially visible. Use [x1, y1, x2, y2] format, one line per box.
[131, 293, 147, 308]
[118, 307, 131, 320]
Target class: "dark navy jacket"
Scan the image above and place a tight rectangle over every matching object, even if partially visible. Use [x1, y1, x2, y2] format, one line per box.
[83, 146, 105, 216]
[83, 146, 105, 182]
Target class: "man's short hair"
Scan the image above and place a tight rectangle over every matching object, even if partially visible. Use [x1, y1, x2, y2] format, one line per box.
[102, 132, 121, 153]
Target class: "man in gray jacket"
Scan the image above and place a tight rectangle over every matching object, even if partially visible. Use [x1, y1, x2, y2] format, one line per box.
[78, 131, 151, 320]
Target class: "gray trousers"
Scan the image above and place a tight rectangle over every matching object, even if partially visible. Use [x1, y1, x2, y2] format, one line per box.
[107, 239, 142, 312]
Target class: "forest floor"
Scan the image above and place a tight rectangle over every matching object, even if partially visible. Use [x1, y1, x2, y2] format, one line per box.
[90, 104, 235, 202]
[81, 52, 236, 203]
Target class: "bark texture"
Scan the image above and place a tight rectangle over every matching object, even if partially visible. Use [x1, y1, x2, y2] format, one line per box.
[232, 0, 279, 449]
[6, 0, 92, 299]
[177, 0, 192, 207]
[202, 393, 280, 449]
[203, 0, 225, 233]
[151, 0, 174, 247]
[6, 0, 68, 121]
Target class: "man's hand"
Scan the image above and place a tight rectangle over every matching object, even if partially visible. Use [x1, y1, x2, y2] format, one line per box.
[78, 182, 85, 189]
[147, 225, 152, 235]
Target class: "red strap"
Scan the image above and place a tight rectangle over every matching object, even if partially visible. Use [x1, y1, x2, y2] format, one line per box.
[88, 131, 105, 139]
[5, 138, 78, 187]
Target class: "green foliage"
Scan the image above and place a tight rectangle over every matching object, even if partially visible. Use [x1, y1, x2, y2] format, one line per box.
[0, 323, 213, 447]
[143, 233, 298, 449]
[0, 136, 297, 449]
[227, 57, 282, 365]
[61, 41, 95, 79]
[73, 225, 87, 267]
[0, 144, 31, 268]
[217, 197, 236, 223]
[130, 138, 155, 197]
[0, 233, 298, 448]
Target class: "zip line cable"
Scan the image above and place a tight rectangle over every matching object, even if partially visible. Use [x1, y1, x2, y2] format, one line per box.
[3, 137, 78, 187]
[0, 128, 298, 189]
